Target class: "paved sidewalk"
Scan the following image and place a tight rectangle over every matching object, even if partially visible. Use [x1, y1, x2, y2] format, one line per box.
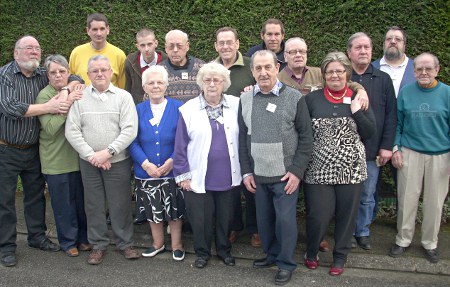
[15, 192, 449, 276]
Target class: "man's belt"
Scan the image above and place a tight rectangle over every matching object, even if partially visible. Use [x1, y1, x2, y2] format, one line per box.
[0, 139, 35, 149]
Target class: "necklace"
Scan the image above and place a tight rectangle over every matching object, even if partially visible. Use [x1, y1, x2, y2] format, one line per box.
[327, 87, 348, 100]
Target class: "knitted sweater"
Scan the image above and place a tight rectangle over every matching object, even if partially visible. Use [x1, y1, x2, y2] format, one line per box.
[238, 85, 313, 183]
[69, 42, 126, 89]
[160, 56, 205, 103]
[65, 84, 138, 163]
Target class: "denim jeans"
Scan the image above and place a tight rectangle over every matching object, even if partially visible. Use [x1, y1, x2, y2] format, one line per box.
[355, 161, 379, 237]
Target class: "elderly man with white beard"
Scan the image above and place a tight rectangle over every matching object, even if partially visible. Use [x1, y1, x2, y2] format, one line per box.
[0, 35, 81, 267]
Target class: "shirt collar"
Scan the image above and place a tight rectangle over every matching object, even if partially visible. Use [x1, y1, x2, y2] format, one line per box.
[380, 55, 409, 68]
[253, 79, 283, 96]
[140, 52, 157, 68]
[199, 93, 229, 110]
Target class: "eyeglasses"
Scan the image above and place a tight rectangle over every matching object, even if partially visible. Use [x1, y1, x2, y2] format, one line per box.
[88, 68, 111, 74]
[216, 40, 235, 47]
[414, 67, 436, 74]
[385, 37, 404, 43]
[285, 49, 307, 56]
[324, 69, 346, 76]
[203, 78, 223, 85]
[166, 43, 187, 50]
[48, 69, 68, 77]
[18, 46, 42, 52]
[146, 80, 165, 86]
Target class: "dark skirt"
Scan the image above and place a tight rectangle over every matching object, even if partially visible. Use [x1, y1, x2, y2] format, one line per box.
[135, 178, 185, 223]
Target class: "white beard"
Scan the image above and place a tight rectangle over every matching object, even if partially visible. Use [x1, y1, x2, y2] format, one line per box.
[19, 59, 40, 72]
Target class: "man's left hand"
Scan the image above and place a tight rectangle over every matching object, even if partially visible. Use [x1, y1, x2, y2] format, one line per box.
[356, 89, 369, 110]
[281, 172, 300, 194]
[89, 149, 112, 168]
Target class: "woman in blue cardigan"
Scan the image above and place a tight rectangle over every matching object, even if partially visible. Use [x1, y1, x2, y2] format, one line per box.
[129, 65, 185, 261]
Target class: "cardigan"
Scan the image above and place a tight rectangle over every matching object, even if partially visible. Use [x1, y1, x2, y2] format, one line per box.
[129, 97, 183, 179]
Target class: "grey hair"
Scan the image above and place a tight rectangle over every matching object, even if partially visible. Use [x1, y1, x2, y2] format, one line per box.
[44, 54, 69, 71]
[196, 61, 231, 92]
[142, 65, 169, 87]
[250, 50, 278, 69]
[414, 52, 440, 68]
[87, 55, 110, 70]
[320, 51, 352, 81]
[165, 29, 189, 42]
[347, 32, 372, 50]
[285, 37, 307, 49]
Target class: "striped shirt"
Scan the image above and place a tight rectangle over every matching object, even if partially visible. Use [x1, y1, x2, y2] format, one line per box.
[0, 61, 48, 145]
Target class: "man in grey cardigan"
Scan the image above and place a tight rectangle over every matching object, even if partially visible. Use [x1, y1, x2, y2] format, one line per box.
[238, 50, 312, 285]
[66, 55, 139, 265]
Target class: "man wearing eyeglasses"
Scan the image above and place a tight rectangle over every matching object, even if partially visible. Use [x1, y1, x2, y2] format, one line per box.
[65, 55, 139, 265]
[246, 19, 287, 70]
[213, 27, 259, 248]
[0, 36, 80, 267]
[69, 13, 126, 89]
[160, 29, 205, 103]
[373, 26, 415, 97]
[347, 32, 397, 251]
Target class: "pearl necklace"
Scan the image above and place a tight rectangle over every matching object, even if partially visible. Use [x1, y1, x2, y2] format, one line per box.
[327, 87, 348, 100]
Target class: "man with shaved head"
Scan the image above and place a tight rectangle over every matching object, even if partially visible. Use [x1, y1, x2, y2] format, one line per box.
[0, 35, 80, 267]
[160, 29, 205, 103]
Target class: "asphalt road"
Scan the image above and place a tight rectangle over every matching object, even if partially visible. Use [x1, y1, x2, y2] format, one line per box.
[1, 234, 449, 287]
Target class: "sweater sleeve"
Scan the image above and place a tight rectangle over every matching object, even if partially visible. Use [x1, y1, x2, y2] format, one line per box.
[65, 100, 95, 160]
[238, 101, 253, 175]
[109, 93, 138, 154]
[353, 107, 376, 141]
[173, 114, 191, 177]
[36, 89, 67, 137]
[286, 96, 313, 179]
[394, 91, 405, 149]
[128, 105, 147, 166]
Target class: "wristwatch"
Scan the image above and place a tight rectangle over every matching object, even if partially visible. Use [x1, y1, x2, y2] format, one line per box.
[392, 145, 399, 153]
[60, 86, 70, 92]
[107, 146, 116, 156]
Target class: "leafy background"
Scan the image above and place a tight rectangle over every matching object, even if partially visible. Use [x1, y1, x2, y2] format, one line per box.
[0, 0, 448, 82]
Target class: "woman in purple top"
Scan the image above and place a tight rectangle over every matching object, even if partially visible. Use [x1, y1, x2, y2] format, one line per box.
[173, 62, 242, 268]
[129, 65, 185, 261]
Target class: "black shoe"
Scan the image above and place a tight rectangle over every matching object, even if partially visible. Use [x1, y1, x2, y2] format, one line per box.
[356, 236, 372, 250]
[351, 237, 357, 248]
[29, 238, 60, 252]
[1, 253, 16, 267]
[133, 217, 147, 225]
[389, 244, 406, 257]
[253, 257, 276, 268]
[194, 257, 208, 268]
[274, 269, 292, 285]
[219, 256, 235, 266]
[423, 248, 439, 263]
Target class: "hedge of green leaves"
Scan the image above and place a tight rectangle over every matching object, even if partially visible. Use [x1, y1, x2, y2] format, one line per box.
[1, 0, 448, 82]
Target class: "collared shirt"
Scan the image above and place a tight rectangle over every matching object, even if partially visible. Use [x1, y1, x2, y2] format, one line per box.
[140, 52, 158, 69]
[379, 55, 409, 97]
[253, 79, 283, 97]
[90, 83, 115, 102]
[284, 66, 309, 85]
[0, 61, 49, 145]
[199, 93, 229, 121]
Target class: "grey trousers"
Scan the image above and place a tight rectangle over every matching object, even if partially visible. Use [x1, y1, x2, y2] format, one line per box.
[80, 158, 134, 250]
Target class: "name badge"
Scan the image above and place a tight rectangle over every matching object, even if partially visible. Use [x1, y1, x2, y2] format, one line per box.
[149, 118, 158, 126]
[266, 103, 277, 113]
[181, 72, 189, 80]
[216, 116, 224, 124]
[343, 96, 351, 105]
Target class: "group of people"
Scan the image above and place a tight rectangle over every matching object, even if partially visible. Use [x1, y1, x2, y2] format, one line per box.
[0, 12, 448, 286]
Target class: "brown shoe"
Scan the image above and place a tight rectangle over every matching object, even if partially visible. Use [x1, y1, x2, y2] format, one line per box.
[87, 249, 106, 265]
[122, 247, 140, 259]
[319, 239, 329, 252]
[65, 247, 79, 257]
[251, 233, 262, 247]
[228, 231, 237, 244]
[79, 243, 92, 251]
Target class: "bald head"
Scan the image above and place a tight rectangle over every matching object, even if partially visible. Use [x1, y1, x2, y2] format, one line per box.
[165, 30, 190, 66]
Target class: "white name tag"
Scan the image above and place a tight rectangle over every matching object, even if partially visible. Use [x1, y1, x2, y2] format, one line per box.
[216, 116, 224, 124]
[181, 72, 189, 80]
[266, 103, 277, 113]
[343, 96, 352, 105]
[149, 118, 158, 126]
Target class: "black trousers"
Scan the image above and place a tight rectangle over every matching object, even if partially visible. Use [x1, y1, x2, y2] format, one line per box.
[184, 188, 235, 260]
[230, 184, 258, 234]
[304, 183, 362, 266]
[0, 145, 47, 254]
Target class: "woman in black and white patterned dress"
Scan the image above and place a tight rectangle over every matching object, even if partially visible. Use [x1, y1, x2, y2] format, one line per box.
[303, 51, 375, 276]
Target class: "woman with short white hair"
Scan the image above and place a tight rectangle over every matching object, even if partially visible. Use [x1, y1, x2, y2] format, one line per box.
[173, 62, 241, 268]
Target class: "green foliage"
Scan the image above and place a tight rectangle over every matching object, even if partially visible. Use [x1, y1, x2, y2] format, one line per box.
[0, 0, 448, 82]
